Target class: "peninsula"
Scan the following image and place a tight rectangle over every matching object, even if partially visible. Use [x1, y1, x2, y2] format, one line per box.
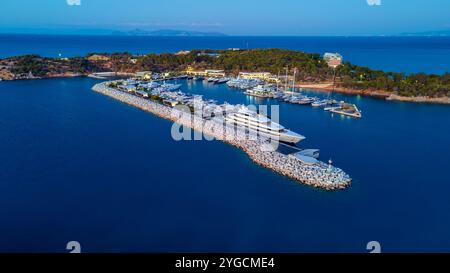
[92, 80, 352, 190]
[1, 49, 449, 104]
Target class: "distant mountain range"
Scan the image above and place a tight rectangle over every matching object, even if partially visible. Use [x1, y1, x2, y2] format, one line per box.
[3, 27, 450, 37]
[111, 29, 227, 37]
[0, 27, 227, 37]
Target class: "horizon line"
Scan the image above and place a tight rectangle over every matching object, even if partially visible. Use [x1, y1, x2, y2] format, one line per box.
[1, 32, 449, 38]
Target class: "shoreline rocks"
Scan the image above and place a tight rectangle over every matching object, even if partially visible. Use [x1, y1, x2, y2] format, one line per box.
[92, 82, 352, 191]
[386, 94, 450, 104]
[296, 83, 450, 105]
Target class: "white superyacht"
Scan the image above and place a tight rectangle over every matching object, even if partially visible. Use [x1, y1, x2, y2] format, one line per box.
[224, 105, 305, 144]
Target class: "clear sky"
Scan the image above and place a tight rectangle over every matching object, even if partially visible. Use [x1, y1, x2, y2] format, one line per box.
[0, 0, 449, 36]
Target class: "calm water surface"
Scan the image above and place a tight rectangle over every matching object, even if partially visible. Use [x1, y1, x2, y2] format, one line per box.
[1, 77, 450, 252]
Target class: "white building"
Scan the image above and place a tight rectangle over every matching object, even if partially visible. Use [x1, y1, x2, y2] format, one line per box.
[186, 68, 226, 77]
[239, 72, 279, 82]
[323, 53, 343, 68]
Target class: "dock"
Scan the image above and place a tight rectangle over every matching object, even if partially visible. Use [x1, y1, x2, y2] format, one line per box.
[325, 103, 362, 118]
[92, 82, 352, 190]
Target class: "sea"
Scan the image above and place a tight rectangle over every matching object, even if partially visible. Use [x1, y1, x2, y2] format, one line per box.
[1, 34, 450, 74]
[0, 35, 450, 253]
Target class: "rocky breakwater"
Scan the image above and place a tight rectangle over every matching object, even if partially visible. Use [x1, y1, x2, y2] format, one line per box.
[92, 82, 352, 190]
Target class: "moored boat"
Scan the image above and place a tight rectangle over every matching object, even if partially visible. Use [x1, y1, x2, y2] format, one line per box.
[216, 77, 230, 84]
[295, 96, 316, 105]
[224, 105, 305, 144]
[207, 77, 219, 83]
[312, 99, 335, 107]
[245, 85, 275, 98]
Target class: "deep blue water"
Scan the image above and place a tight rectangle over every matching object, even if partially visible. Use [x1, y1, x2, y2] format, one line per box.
[1, 34, 450, 74]
[1, 76, 450, 253]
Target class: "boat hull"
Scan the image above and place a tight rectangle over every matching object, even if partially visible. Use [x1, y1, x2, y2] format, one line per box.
[236, 129, 304, 144]
[278, 132, 305, 144]
[224, 120, 305, 144]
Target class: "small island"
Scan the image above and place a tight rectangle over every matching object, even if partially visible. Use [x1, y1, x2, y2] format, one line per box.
[1, 48, 449, 104]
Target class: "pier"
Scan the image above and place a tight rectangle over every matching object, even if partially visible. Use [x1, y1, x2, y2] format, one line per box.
[92, 82, 352, 190]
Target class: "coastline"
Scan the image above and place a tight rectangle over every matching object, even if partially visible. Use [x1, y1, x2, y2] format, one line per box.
[92, 82, 352, 191]
[297, 82, 450, 104]
[297, 83, 390, 98]
[1, 47, 448, 105]
[3, 74, 449, 105]
[386, 94, 450, 104]
[0, 72, 135, 81]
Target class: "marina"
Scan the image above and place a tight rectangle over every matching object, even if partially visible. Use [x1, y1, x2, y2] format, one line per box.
[120, 72, 363, 122]
[125, 73, 363, 120]
[226, 77, 362, 118]
[92, 80, 352, 190]
[89, 69, 362, 119]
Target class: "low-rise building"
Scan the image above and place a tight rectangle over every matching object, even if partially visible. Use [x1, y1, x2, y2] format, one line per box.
[323, 53, 343, 68]
[186, 67, 226, 77]
[239, 72, 274, 81]
[205, 69, 225, 77]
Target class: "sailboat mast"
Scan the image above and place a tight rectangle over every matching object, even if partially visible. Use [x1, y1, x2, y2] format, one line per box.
[285, 67, 288, 92]
[292, 68, 296, 92]
[276, 70, 280, 92]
